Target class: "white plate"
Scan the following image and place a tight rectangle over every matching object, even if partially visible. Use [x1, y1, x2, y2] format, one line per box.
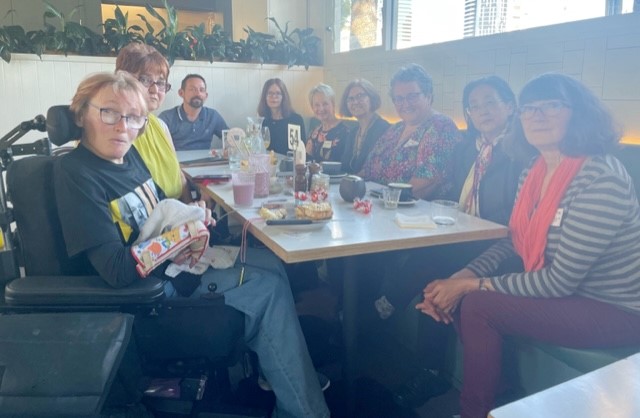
[398, 198, 418, 206]
[266, 220, 330, 232]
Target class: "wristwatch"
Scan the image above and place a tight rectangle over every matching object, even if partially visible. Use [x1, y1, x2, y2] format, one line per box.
[478, 278, 490, 291]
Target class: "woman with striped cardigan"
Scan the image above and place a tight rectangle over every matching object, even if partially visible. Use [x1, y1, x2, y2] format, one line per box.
[417, 73, 640, 418]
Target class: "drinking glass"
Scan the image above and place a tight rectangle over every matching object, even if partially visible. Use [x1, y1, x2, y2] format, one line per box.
[431, 200, 459, 225]
[232, 171, 256, 207]
[228, 139, 242, 170]
[382, 187, 401, 209]
[262, 126, 271, 150]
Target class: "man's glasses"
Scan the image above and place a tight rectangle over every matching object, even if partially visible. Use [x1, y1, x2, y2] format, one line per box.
[466, 99, 503, 115]
[519, 101, 571, 120]
[88, 103, 147, 130]
[266, 92, 283, 98]
[138, 75, 171, 93]
[347, 93, 368, 104]
[391, 92, 424, 106]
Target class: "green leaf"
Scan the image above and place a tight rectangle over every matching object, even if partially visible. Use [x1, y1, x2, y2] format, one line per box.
[115, 6, 126, 28]
[42, 1, 63, 20]
[144, 3, 166, 27]
[0, 46, 11, 63]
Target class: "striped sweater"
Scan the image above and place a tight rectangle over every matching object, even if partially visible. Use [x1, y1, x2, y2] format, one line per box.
[466, 154, 640, 313]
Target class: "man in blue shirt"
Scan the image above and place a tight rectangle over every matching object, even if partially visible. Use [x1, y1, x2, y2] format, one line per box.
[159, 74, 229, 150]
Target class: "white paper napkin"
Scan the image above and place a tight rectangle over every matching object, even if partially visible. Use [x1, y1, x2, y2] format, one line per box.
[394, 213, 437, 229]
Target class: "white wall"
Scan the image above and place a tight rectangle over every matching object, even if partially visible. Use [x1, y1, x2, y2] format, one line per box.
[323, 13, 640, 141]
[0, 54, 323, 145]
[0, 0, 102, 32]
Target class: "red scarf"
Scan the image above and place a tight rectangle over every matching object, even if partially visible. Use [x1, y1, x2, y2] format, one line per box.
[509, 156, 586, 271]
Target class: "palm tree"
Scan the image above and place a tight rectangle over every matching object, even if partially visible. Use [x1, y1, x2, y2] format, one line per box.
[350, 0, 378, 49]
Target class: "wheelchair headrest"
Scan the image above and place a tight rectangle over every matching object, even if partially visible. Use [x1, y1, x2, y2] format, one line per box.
[46, 105, 82, 146]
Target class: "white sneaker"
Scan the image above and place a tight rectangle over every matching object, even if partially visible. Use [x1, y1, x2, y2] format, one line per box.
[374, 295, 395, 319]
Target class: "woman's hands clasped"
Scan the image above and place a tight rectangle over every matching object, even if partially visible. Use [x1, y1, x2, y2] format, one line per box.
[415, 268, 478, 324]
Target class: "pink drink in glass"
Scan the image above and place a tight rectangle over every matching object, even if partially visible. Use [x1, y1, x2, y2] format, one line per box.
[232, 172, 256, 207]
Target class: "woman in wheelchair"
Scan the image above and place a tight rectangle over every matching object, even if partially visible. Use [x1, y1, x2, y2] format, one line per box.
[53, 71, 330, 418]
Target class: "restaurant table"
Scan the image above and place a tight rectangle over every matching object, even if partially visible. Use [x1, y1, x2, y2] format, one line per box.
[179, 151, 509, 415]
[489, 352, 640, 418]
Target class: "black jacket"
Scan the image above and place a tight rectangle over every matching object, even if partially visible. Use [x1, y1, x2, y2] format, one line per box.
[449, 138, 525, 226]
[342, 115, 390, 174]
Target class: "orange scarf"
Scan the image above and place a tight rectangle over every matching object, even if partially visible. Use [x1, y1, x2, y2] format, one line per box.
[509, 156, 586, 271]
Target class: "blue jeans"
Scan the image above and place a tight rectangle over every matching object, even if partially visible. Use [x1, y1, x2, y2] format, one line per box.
[164, 247, 329, 418]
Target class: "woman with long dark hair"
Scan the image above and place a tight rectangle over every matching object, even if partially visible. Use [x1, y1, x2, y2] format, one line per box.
[258, 78, 306, 155]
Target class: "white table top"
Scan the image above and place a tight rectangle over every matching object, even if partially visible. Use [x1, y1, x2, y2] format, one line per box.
[181, 155, 509, 264]
[489, 352, 640, 418]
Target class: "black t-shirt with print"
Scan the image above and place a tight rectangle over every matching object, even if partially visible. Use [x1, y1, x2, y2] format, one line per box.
[55, 144, 164, 288]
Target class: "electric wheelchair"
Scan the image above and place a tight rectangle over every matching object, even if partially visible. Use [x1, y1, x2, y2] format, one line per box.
[0, 107, 265, 417]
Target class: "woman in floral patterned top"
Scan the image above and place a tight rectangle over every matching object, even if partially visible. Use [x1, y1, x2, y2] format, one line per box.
[360, 64, 461, 200]
[305, 83, 350, 163]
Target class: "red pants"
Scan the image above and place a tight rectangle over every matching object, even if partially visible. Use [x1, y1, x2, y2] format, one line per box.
[456, 292, 640, 418]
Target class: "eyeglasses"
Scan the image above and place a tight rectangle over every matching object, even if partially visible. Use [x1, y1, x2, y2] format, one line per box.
[391, 92, 424, 106]
[138, 75, 171, 93]
[267, 92, 283, 98]
[88, 103, 147, 130]
[466, 99, 503, 115]
[519, 101, 571, 120]
[347, 93, 369, 104]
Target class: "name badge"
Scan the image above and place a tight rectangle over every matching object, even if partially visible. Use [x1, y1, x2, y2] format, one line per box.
[322, 140, 333, 149]
[551, 208, 564, 227]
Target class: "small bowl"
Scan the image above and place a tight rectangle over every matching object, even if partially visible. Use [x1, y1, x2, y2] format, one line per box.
[388, 182, 413, 202]
[321, 161, 343, 175]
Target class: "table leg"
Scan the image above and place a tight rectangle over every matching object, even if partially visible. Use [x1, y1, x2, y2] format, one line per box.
[342, 256, 358, 417]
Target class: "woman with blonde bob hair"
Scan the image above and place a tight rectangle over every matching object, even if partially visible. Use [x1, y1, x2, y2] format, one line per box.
[70, 71, 149, 164]
[306, 83, 350, 162]
[55, 71, 330, 418]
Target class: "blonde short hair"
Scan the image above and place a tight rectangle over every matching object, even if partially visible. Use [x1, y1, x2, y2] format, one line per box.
[308, 83, 336, 107]
[70, 71, 149, 136]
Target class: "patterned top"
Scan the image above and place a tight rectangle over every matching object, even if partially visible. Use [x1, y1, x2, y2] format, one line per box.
[360, 112, 461, 187]
[467, 155, 640, 313]
[306, 121, 350, 163]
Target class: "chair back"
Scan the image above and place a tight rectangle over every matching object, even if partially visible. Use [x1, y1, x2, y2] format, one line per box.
[7, 155, 92, 276]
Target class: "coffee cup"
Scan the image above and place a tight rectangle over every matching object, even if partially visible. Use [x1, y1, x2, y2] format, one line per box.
[388, 182, 413, 202]
[321, 161, 342, 175]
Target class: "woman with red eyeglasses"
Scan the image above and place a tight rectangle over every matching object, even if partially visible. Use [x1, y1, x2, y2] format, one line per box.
[114, 43, 190, 202]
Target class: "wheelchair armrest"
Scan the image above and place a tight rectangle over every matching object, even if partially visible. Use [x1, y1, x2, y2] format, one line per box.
[4, 276, 165, 305]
